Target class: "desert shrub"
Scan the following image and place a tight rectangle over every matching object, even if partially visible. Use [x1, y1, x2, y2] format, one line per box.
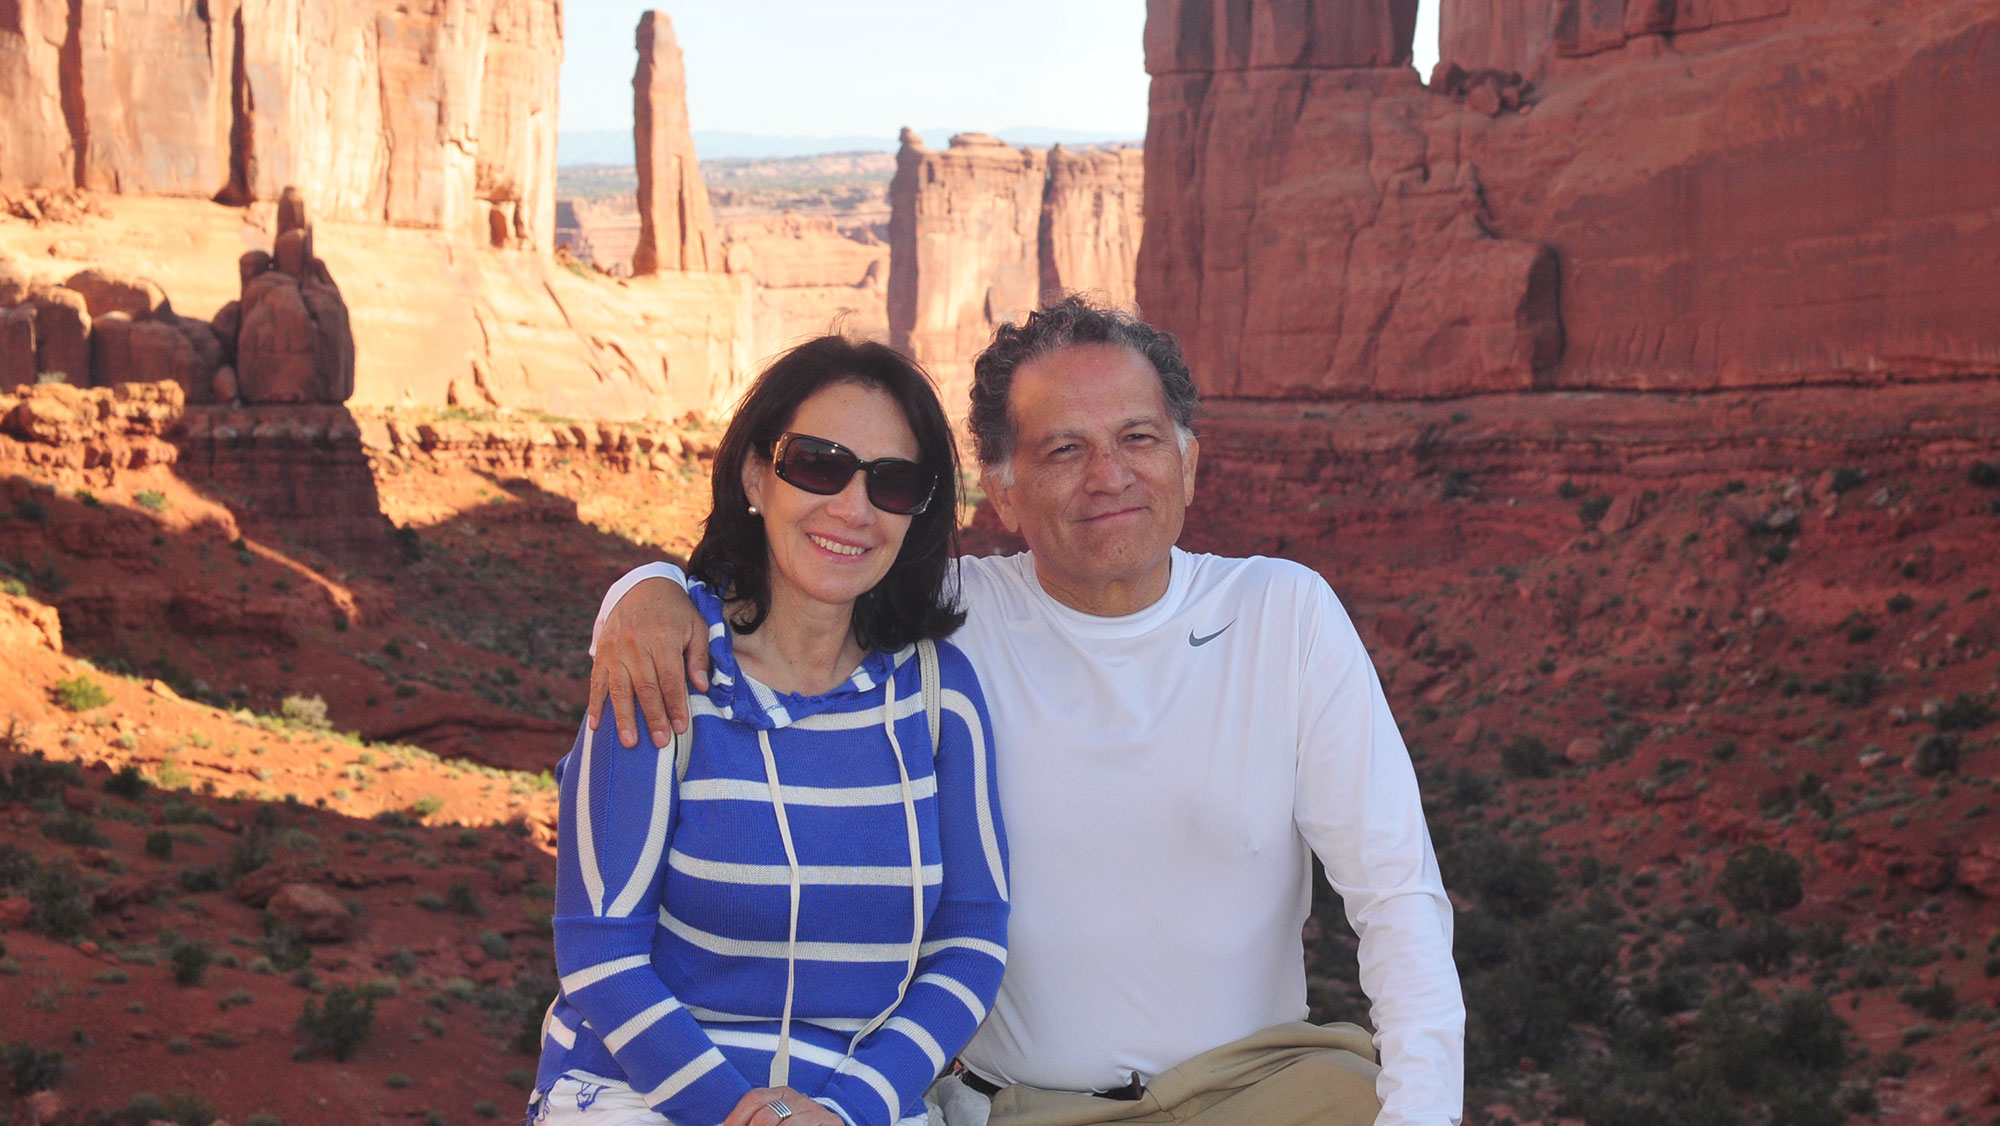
[477, 930, 511, 961]
[296, 984, 376, 1061]
[411, 794, 446, 818]
[1, 753, 84, 804]
[1969, 461, 2000, 488]
[278, 694, 332, 731]
[22, 860, 93, 940]
[1931, 692, 1994, 732]
[394, 525, 424, 563]
[259, 917, 313, 974]
[52, 675, 111, 711]
[134, 490, 169, 512]
[104, 764, 148, 799]
[1447, 767, 1493, 809]
[1731, 916, 1796, 975]
[111, 1090, 217, 1126]
[1576, 494, 1613, 527]
[40, 810, 107, 847]
[1718, 844, 1803, 916]
[177, 865, 222, 894]
[446, 879, 483, 917]
[170, 939, 212, 987]
[1830, 466, 1867, 494]
[1445, 830, 1559, 919]
[1909, 733, 1960, 777]
[245, 1116, 285, 1126]
[1829, 666, 1880, 707]
[145, 830, 174, 860]
[2, 1039, 64, 1093]
[1499, 734, 1555, 779]
[1899, 976, 1957, 1021]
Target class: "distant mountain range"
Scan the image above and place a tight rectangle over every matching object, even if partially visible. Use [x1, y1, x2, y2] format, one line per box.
[558, 127, 1144, 166]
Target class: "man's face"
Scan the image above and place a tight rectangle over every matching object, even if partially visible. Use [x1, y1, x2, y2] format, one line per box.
[983, 343, 1198, 613]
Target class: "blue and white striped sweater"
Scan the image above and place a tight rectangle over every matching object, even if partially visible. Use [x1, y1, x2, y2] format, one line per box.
[538, 582, 1009, 1126]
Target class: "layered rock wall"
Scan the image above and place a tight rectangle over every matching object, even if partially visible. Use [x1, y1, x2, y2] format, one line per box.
[889, 131, 1143, 397]
[1041, 146, 1145, 304]
[1139, 0, 2000, 401]
[631, 11, 719, 276]
[888, 132, 1046, 390]
[0, 0, 561, 251]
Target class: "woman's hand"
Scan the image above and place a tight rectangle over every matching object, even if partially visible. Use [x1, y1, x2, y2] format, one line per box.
[588, 576, 711, 746]
[722, 1086, 847, 1126]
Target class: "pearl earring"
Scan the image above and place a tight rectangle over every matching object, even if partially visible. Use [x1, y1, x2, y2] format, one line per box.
[748, 504, 760, 515]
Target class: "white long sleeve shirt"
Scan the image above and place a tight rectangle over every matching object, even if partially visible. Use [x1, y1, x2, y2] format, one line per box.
[597, 549, 1464, 1126]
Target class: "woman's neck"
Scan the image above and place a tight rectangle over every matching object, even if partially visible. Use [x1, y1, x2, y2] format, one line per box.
[728, 582, 867, 697]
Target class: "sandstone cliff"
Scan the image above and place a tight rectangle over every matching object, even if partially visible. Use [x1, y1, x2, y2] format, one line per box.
[0, 0, 561, 252]
[631, 10, 719, 276]
[1139, 0, 2000, 400]
[1041, 145, 1145, 306]
[889, 131, 1143, 399]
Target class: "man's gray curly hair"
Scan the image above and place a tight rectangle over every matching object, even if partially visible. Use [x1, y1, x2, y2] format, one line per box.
[967, 295, 1199, 483]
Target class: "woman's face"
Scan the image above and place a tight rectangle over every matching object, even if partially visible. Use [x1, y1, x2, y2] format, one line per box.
[742, 381, 923, 618]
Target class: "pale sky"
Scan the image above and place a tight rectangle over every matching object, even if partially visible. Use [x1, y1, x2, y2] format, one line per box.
[559, 1, 1442, 144]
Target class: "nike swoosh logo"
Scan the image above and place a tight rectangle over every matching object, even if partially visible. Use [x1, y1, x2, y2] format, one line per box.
[1189, 622, 1235, 647]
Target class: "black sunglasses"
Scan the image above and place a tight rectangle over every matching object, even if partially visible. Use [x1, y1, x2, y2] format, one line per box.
[771, 433, 938, 516]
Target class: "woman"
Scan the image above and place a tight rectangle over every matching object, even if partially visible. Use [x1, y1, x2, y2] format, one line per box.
[531, 337, 1009, 1126]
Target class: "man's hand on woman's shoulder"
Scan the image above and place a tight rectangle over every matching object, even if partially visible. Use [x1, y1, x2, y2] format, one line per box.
[588, 575, 710, 747]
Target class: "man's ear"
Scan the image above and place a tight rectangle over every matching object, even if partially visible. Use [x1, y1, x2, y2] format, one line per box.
[981, 466, 1022, 533]
[1179, 436, 1200, 502]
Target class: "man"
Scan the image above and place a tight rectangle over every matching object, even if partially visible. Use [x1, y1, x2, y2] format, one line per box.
[589, 298, 1463, 1126]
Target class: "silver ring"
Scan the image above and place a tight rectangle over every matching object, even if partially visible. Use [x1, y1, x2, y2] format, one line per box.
[767, 1099, 794, 1121]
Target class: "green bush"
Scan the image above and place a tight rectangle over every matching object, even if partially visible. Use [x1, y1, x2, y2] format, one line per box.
[1931, 692, 1994, 732]
[134, 490, 169, 513]
[1718, 844, 1803, 916]
[279, 694, 332, 731]
[1969, 461, 2000, 488]
[104, 764, 149, 799]
[52, 675, 111, 711]
[1909, 733, 1960, 777]
[40, 810, 107, 847]
[0, 754, 83, 803]
[145, 830, 174, 860]
[1899, 976, 1957, 1021]
[23, 860, 93, 940]
[296, 984, 376, 1061]
[1829, 466, 1867, 494]
[2, 1039, 64, 1093]
[1828, 666, 1880, 707]
[170, 939, 212, 987]
[1499, 734, 1555, 779]
[446, 879, 483, 917]
[1577, 494, 1613, 527]
[111, 1090, 217, 1126]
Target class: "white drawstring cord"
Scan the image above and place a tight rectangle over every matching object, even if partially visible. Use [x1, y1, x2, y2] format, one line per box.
[848, 670, 925, 1053]
[757, 728, 803, 1087]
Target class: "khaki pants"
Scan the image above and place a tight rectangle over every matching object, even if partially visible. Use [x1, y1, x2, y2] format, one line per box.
[983, 1022, 1381, 1126]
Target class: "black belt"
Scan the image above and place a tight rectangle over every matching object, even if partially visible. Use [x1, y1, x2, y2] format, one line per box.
[958, 1070, 1146, 1102]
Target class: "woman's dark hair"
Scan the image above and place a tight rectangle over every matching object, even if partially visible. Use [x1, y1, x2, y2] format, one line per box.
[688, 335, 965, 651]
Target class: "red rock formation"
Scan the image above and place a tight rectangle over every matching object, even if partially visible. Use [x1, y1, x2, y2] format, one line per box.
[631, 11, 719, 275]
[1040, 145, 1145, 305]
[1140, 1, 1558, 399]
[1139, 0, 2000, 400]
[231, 194, 355, 405]
[0, 0, 563, 250]
[888, 131, 1049, 391]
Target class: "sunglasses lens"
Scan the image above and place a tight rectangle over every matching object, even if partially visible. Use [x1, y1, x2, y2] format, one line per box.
[866, 462, 935, 515]
[777, 436, 858, 496]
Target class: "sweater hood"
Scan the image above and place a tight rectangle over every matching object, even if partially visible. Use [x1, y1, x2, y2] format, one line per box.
[689, 579, 912, 731]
